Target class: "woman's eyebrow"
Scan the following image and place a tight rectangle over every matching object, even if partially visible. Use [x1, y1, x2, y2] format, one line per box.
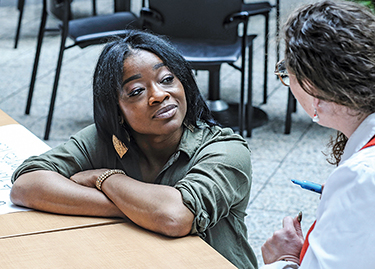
[153, 62, 165, 70]
[122, 74, 141, 87]
[122, 63, 165, 87]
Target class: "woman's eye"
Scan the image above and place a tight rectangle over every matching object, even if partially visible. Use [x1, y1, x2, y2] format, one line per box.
[128, 88, 144, 97]
[161, 75, 174, 84]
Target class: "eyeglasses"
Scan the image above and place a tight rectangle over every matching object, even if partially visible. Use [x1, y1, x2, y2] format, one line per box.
[274, 59, 290, 87]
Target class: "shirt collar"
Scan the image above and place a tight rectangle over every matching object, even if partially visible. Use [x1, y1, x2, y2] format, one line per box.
[177, 123, 205, 158]
[341, 113, 375, 163]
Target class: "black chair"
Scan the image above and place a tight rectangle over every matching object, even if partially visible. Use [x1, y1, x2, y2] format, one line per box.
[25, 0, 140, 140]
[242, 1, 274, 104]
[14, 0, 25, 48]
[285, 88, 297, 134]
[276, 0, 281, 62]
[14, 0, 98, 49]
[141, 0, 258, 137]
[246, 1, 295, 134]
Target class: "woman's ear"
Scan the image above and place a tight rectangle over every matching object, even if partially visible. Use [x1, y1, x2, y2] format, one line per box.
[311, 97, 322, 123]
[117, 106, 124, 125]
[312, 97, 320, 107]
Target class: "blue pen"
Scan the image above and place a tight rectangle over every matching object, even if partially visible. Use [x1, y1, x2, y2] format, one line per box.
[291, 179, 322, 194]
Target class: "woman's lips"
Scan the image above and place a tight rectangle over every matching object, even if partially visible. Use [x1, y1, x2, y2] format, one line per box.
[153, 104, 178, 119]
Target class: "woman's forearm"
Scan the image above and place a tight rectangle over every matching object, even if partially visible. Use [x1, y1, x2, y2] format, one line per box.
[10, 170, 194, 236]
[101, 174, 194, 237]
[10, 170, 124, 218]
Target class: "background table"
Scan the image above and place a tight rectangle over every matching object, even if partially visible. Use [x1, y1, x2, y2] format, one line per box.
[0, 109, 18, 126]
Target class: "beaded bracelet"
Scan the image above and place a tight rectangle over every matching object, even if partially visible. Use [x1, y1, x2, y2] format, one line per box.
[96, 169, 126, 191]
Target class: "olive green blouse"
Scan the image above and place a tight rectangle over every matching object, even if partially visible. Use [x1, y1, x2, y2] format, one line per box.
[12, 123, 257, 269]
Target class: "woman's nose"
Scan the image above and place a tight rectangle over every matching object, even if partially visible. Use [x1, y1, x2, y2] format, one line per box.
[148, 84, 170, 105]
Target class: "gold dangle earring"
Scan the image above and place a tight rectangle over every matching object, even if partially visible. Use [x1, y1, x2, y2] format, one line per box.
[112, 134, 128, 158]
[113, 116, 129, 158]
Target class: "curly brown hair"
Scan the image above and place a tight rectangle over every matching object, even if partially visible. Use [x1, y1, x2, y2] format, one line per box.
[283, 0, 375, 165]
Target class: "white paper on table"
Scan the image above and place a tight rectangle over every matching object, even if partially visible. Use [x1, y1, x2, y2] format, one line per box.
[0, 124, 51, 214]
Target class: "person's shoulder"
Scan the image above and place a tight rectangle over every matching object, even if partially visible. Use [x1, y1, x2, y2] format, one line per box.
[197, 123, 249, 146]
[71, 124, 98, 138]
[343, 144, 375, 172]
[325, 147, 375, 201]
[69, 124, 101, 143]
[195, 124, 252, 176]
[189, 123, 251, 160]
[66, 124, 108, 152]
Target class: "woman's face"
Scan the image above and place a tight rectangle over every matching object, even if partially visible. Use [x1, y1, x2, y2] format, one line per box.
[289, 70, 344, 131]
[288, 72, 314, 119]
[118, 49, 187, 137]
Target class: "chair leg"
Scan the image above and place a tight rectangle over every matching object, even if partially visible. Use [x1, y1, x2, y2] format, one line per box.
[246, 37, 254, 138]
[44, 32, 67, 140]
[114, 0, 131, 12]
[25, 0, 47, 115]
[284, 87, 294, 134]
[208, 66, 221, 101]
[205, 66, 229, 112]
[14, 0, 25, 49]
[92, 0, 97, 15]
[238, 22, 249, 137]
[276, 0, 280, 62]
[263, 12, 269, 104]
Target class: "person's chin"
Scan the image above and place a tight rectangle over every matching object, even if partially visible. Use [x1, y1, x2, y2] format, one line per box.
[160, 118, 184, 133]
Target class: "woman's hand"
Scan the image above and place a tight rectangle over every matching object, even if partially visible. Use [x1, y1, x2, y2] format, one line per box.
[261, 215, 304, 265]
[70, 169, 108, 188]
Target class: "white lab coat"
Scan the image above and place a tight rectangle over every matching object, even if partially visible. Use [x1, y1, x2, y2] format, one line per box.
[262, 113, 375, 269]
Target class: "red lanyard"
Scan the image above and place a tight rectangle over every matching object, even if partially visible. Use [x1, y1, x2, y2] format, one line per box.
[360, 135, 375, 150]
[299, 221, 316, 262]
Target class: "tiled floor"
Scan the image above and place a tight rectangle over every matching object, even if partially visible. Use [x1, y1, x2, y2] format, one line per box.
[0, 0, 334, 266]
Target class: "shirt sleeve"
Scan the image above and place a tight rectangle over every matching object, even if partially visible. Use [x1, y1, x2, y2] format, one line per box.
[11, 125, 110, 182]
[261, 261, 299, 269]
[174, 138, 252, 235]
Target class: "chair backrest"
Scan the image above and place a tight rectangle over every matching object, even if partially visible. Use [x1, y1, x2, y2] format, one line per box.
[144, 0, 243, 43]
[46, 0, 71, 22]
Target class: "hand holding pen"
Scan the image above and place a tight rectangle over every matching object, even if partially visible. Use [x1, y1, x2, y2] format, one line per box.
[261, 211, 304, 264]
[262, 180, 322, 264]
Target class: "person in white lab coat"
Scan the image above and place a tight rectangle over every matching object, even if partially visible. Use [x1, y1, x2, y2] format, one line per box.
[263, 1, 375, 268]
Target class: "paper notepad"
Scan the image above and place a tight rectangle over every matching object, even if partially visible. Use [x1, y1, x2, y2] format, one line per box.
[0, 124, 50, 214]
